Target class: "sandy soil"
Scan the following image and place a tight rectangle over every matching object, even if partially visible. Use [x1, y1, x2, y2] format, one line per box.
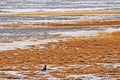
[0, 31, 120, 79]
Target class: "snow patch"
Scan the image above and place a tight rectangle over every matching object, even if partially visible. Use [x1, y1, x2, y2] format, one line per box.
[1, 9, 40, 13]
[0, 38, 65, 51]
[66, 74, 115, 80]
[50, 30, 99, 37]
[105, 27, 120, 33]
[49, 27, 120, 37]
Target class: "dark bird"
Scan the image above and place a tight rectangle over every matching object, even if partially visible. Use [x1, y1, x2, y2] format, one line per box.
[41, 65, 47, 71]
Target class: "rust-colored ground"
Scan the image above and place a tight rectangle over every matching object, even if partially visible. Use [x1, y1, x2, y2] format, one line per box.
[0, 18, 120, 28]
[0, 31, 120, 79]
[0, 10, 120, 16]
[0, 10, 120, 28]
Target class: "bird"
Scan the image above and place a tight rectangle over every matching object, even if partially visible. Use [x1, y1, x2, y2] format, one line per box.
[41, 65, 47, 71]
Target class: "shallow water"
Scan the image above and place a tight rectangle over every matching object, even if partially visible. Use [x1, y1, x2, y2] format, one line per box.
[0, 0, 120, 24]
[0, 26, 120, 38]
[0, 27, 95, 38]
[0, 0, 120, 13]
[0, 15, 120, 24]
[0, 0, 120, 80]
[0, 26, 120, 51]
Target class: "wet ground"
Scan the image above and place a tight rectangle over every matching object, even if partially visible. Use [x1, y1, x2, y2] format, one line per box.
[1, 0, 120, 13]
[0, 15, 120, 24]
[0, 26, 120, 79]
[0, 0, 120, 79]
[0, 26, 120, 51]
[1, 26, 120, 38]
[0, 31, 120, 80]
[0, 26, 105, 38]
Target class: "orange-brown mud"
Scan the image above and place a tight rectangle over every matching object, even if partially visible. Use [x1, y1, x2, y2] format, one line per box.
[0, 31, 120, 79]
[0, 18, 120, 28]
[0, 10, 120, 16]
[0, 10, 120, 28]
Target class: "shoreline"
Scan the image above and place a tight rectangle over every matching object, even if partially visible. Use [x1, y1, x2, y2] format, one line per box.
[0, 18, 120, 28]
[0, 31, 120, 79]
[0, 10, 120, 16]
